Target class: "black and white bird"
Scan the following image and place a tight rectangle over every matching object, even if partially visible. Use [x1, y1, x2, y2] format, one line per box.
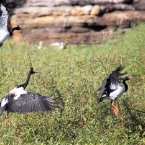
[0, 67, 61, 125]
[98, 65, 132, 116]
[0, 0, 21, 47]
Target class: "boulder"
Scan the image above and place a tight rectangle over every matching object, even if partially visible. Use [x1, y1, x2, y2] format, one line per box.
[71, 5, 92, 15]
[90, 5, 100, 15]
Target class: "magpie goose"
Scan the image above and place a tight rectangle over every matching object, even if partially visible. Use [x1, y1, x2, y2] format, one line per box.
[0, 67, 61, 125]
[98, 65, 132, 116]
[0, 67, 38, 125]
[50, 42, 66, 50]
[0, 0, 21, 47]
[38, 41, 43, 49]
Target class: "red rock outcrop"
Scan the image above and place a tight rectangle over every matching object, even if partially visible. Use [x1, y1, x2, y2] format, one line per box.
[8, 0, 145, 45]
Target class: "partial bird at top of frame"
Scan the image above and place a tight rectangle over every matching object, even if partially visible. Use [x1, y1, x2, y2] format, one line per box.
[0, 0, 21, 47]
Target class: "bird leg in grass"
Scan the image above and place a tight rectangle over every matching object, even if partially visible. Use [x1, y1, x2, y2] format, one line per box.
[110, 101, 119, 117]
[4, 111, 9, 126]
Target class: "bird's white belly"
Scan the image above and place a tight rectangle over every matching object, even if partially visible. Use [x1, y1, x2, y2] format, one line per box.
[109, 86, 125, 100]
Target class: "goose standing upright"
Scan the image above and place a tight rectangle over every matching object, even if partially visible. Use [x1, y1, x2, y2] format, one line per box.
[98, 65, 132, 116]
[0, 0, 21, 47]
[0, 67, 61, 121]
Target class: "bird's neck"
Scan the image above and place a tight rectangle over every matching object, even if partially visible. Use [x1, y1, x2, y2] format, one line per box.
[123, 80, 128, 92]
[17, 71, 32, 89]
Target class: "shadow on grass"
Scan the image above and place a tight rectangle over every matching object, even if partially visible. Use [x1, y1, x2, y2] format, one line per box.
[123, 99, 145, 137]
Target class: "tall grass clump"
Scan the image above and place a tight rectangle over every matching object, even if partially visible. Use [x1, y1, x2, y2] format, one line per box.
[0, 23, 145, 144]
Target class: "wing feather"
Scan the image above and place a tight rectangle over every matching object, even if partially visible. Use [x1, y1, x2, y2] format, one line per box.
[7, 91, 60, 113]
[0, 0, 9, 31]
[98, 65, 126, 97]
[38, 99, 47, 111]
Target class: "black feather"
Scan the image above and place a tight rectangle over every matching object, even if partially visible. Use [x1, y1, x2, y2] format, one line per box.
[98, 65, 127, 97]
[6, 91, 60, 113]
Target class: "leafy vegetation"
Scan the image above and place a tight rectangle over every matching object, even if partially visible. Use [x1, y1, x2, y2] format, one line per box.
[0, 23, 145, 144]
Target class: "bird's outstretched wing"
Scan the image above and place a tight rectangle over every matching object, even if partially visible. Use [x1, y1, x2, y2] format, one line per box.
[7, 91, 61, 113]
[0, 0, 10, 45]
[0, 0, 9, 31]
[108, 65, 126, 84]
[98, 65, 126, 97]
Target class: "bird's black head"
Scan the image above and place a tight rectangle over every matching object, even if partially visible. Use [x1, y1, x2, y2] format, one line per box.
[30, 67, 39, 74]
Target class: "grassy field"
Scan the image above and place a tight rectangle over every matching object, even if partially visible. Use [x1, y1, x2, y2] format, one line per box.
[0, 23, 145, 144]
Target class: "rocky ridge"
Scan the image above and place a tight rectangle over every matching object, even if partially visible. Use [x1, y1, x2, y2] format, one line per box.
[8, 0, 145, 45]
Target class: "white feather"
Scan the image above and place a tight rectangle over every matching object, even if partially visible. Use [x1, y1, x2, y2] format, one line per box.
[110, 83, 117, 90]
[10, 87, 27, 100]
[0, 2, 10, 45]
[109, 85, 125, 100]
[1, 97, 8, 107]
[0, 3, 8, 30]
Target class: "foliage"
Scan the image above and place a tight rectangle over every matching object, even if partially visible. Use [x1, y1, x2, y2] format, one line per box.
[0, 23, 145, 144]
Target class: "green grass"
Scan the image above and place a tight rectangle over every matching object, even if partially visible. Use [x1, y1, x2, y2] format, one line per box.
[0, 23, 145, 144]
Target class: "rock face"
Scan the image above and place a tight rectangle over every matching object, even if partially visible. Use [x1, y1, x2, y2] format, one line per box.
[9, 0, 145, 45]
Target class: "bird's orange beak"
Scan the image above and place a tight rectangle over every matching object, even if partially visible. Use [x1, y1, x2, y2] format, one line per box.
[34, 70, 39, 73]
[128, 76, 132, 80]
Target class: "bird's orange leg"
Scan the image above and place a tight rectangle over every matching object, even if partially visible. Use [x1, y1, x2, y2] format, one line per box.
[4, 111, 9, 126]
[110, 101, 119, 117]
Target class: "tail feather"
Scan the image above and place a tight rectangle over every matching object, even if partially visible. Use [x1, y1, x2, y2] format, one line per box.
[98, 97, 104, 103]
[0, 106, 5, 115]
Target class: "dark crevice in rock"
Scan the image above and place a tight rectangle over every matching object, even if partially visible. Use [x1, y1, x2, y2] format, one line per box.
[65, 25, 107, 33]
[82, 24, 107, 32]
[124, 0, 133, 4]
[7, 0, 26, 8]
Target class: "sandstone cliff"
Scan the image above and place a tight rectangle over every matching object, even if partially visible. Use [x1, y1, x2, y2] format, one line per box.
[8, 0, 145, 45]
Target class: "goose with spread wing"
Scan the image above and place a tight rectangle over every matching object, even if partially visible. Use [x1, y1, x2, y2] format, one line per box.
[0, 0, 21, 47]
[0, 67, 38, 124]
[0, 67, 61, 125]
[98, 65, 132, 116]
